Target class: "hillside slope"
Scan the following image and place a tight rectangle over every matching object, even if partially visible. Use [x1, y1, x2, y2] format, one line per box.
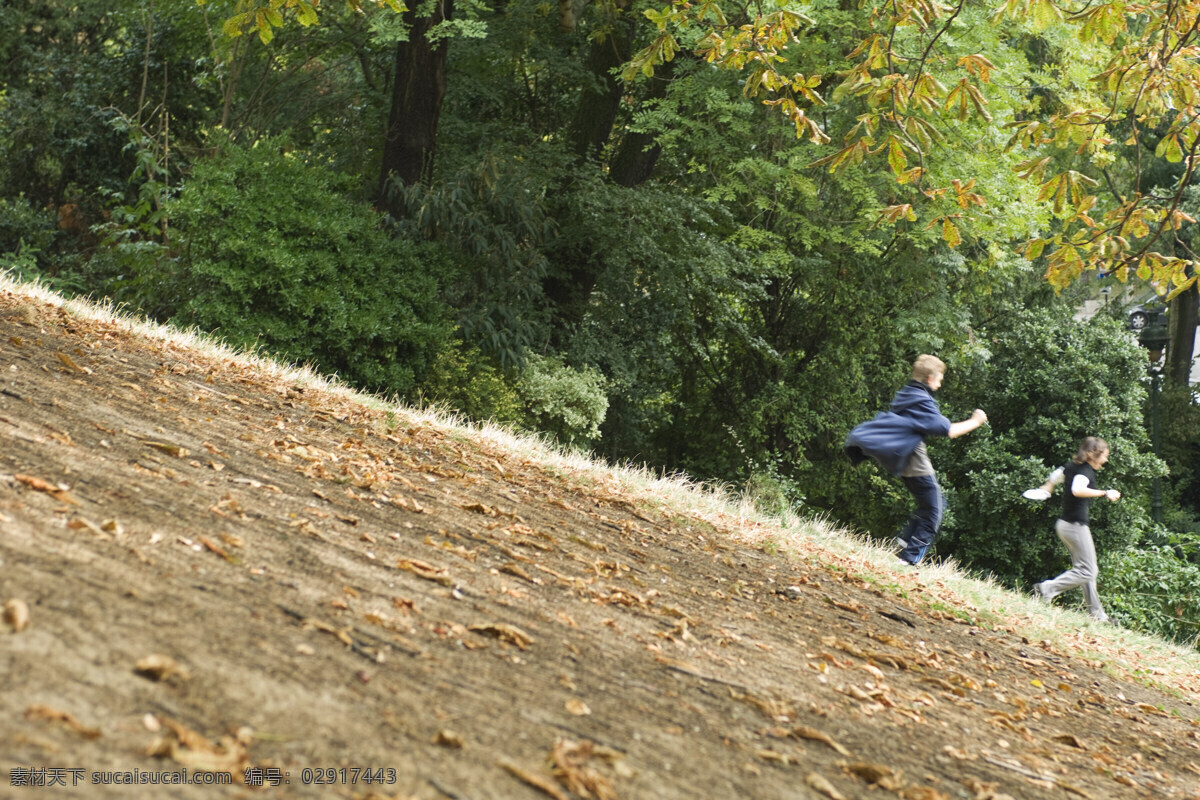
[1, 281, 1199, 800]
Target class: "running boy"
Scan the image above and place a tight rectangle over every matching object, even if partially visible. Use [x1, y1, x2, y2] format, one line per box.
[845, 354, 987, 565]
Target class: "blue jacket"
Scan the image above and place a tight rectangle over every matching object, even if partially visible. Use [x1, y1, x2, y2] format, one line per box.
[844, 381, 952, 476]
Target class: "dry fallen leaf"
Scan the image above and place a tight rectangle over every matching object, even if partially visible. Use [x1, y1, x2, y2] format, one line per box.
[1050, 733, 1086, 749]
[301, 618, 354, 647]
[805, 771, 848, 800]
[756, 749, 796, 765]
[233, 477, 281, 492]
[860, 663, 887, 681]
[1135, 702, 1169, 717]
[943, 745, 976, 761]
[147, 717, 249, 776]
[199, 536, 232, 561]
[144, 441, 190, 458]
[57, 351, 91, 374]
[962, 777, 1013, 800]
[25, 704, 101, 739]
[134, 653, 189, 682]
[498, 759, 570, 800]
[844, 762, 897, 786]
[551, 739, 617, 800]
[15, 473, 80, 504]
[900, 786, 953, 800]
[565, 699, 591, 716]
[791, 725, 851, 756]
[468, 623, 534, 650]
[501, 562, 539, 584]
[433, 729, 465, 749]
[396, 558, 453, 586]
[4, 598, 30, 632]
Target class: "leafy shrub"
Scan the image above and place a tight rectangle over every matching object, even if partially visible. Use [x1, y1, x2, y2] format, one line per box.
[419, 341, 523, 425]
[0, 247, 41, 285]
[385, 151, 560, 370]
[515, 354, 608, 447]
[148, 138, 454, 398]
[0, 197, 96, 295]
[743, 458, 807, 520]
[1101, 533, 1200, 646]
[0, 197, 57, 266]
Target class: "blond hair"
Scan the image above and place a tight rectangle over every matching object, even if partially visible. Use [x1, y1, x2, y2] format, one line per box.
[911, 354, 946, 383]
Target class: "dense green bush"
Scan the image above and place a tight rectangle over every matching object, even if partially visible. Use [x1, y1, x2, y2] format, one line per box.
[139, 138, 455, 398]
[418, 341, 523, 425]
[385, 147, 568, 370]
[0, 197, 57, 278]
[1101, 533, 1200, 645]
[0, 196, 93, 295]
[0, 196, 56, 256]
[515, 354, 608, 447]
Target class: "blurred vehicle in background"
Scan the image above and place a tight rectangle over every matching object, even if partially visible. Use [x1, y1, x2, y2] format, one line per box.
[1129, 295, 1168, 332]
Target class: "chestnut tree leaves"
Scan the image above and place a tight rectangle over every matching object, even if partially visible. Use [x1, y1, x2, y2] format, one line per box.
[205, 0, 405, 44]
[627, 0, 1200, 295]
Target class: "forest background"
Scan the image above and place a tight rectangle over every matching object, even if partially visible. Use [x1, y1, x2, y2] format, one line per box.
[5, 0, 1200, 646]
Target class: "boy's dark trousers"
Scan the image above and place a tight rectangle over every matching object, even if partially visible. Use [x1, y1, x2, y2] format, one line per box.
[897, 474, 943, 564]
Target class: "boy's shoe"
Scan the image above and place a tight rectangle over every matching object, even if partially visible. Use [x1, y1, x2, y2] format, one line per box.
[891, 536, 906, 554]
[1032, 582, 1052, 603]
[894, 558, 914, 568]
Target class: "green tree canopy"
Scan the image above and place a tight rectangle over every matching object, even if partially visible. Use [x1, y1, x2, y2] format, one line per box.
[629, 0, 1200, 297]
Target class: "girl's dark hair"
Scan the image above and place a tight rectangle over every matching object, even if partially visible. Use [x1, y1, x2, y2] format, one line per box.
[1073, 436, 1109, 464]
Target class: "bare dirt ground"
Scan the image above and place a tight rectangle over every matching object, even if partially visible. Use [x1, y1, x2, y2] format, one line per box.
[2, 285, 1200, 800]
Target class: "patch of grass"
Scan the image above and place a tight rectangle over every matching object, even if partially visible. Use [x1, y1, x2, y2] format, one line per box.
[928, 600, 974, 624]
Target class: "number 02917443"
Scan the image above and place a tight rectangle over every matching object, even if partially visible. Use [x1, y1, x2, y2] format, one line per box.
[299, 767, 397, 785]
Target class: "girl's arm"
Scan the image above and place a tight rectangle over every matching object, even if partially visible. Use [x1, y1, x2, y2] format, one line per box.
[1039, 467, 1064, 494]
[1071, 474, 1119, 500]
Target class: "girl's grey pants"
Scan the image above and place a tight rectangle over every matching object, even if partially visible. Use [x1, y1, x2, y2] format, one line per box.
[1042, 519, 1108, 621]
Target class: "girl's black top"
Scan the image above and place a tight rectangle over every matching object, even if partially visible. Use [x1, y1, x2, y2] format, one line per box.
[1061, 462, 1098, 525]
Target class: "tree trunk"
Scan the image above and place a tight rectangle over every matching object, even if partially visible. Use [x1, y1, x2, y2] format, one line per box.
[608, 129, 661, 187]
[378, 0, 453, 210]
[608, 58, 675, 187]
[567, 3, 632, 162]
[1168, 282, 1198, 386]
